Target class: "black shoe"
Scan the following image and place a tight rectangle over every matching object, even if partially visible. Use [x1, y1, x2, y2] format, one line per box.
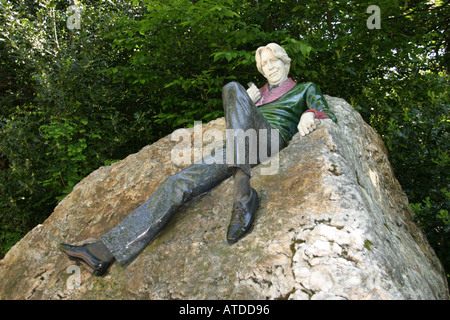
[227, 188, 258, 244]
[59, 243, 113, 276]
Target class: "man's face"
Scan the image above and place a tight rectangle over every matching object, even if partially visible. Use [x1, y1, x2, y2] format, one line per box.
[260, 49, 288, 86]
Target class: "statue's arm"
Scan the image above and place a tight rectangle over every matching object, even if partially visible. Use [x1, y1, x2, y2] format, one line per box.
[297, 83, 337, 136]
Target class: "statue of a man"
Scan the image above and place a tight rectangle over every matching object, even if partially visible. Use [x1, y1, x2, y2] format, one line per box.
[60, 43, 336, 276]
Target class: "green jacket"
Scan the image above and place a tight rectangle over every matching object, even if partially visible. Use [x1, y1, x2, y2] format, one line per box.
[258, 81, 337, 143]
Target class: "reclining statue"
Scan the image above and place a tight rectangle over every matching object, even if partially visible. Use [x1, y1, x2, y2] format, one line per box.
[60, 43, 336, 276]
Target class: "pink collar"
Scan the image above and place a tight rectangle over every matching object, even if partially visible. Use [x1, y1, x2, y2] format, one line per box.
[256, 78, 297, 106]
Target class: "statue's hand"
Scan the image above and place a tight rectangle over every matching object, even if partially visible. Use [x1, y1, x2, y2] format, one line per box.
[298, 112, 320, 136]
[247, 84, 261, 104]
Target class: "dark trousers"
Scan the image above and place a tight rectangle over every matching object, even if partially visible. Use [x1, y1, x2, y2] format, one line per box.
[101, 82, 285, 265]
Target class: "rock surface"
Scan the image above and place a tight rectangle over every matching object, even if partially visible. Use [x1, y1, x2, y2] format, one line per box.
[0, 96, 448, 300]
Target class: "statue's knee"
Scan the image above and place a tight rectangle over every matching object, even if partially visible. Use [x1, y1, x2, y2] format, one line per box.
[223, 81, 242, 94]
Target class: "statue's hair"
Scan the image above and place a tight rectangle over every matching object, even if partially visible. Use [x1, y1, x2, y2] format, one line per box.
[255, 43, 291, 76]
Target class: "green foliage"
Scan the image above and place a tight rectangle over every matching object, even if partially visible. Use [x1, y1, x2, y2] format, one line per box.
[379, 73, 449, 280]
[0, 0, 448, 286]
[410, 191, 450, 275]
[0, 0, 154, 255]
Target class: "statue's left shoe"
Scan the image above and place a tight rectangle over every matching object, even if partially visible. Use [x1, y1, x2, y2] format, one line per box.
[59, 242, 114, 276]
[227, 188, 259, 244]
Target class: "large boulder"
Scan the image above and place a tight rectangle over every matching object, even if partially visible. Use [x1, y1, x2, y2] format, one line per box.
[0, 96, 448, 300]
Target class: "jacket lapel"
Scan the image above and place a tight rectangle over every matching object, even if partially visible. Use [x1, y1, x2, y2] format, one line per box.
[256, 78, 297, 107]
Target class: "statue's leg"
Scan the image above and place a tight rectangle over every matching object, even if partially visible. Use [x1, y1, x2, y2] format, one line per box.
[222, 81, 285, 177]
[101, 154, 232, 266]
[222, 82, 285, 243]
